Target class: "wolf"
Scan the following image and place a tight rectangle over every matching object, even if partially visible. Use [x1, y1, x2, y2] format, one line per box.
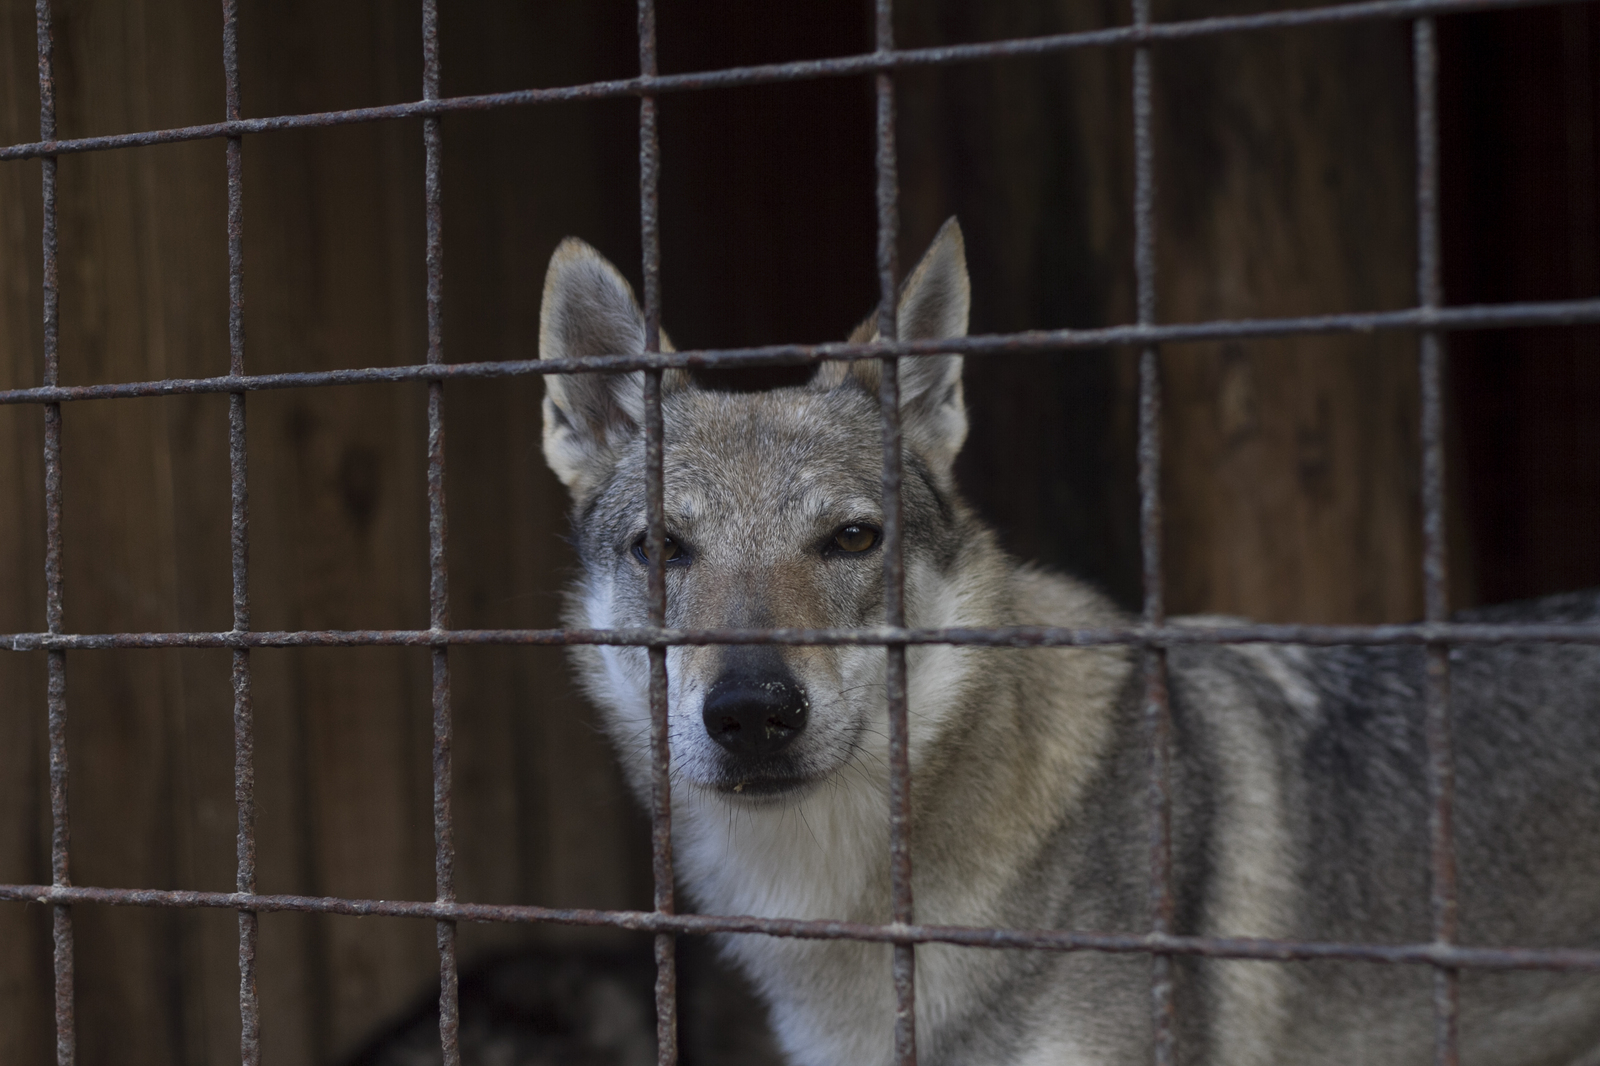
[535, 218, 1600, 1066]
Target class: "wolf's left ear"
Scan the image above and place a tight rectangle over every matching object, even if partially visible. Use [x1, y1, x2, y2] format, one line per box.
[823, 217, 971, 472]
[896, 216, 971, 347]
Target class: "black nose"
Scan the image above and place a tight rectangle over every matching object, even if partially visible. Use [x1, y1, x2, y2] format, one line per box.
[702, 673, 809, 756]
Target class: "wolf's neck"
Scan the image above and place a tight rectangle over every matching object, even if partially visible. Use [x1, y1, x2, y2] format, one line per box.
[674, 765, 894, 924]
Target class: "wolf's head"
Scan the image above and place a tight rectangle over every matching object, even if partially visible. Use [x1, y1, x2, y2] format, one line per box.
[540, 220, 983, 807]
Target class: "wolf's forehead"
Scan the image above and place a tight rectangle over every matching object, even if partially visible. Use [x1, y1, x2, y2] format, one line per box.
[668, 462, 881, 525]
[662, 389, 883, 517]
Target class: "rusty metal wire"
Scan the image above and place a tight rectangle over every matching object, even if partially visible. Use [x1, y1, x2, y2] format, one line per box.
[5, 879, 1600, 970]
[0, 0, 1582, 166]
[871, 1, 919, 1061]
[420, 3, 461, 1064]
[220, 2, 259, 1064]
[8, 619, 1600, 652]
[33, 1, 74, 1063]
[636, 3, 679, 1064]
[4, 0, 1600, 1064]
[1130, 0, 1178, 1055]
[1413, 18, 1462, 1066]
[4, 298, 1600, 407]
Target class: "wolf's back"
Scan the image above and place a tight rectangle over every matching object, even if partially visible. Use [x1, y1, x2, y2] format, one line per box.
[1165, 588, 1600, 1065]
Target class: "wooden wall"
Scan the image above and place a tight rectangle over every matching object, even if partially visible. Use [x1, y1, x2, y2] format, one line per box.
[1, 1, 653, 1062]
[895, 0, 1425, 621]
[0, 0, 1594, 1063]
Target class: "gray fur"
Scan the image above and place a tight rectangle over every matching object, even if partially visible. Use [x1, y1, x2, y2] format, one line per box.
[539, 221, 1600, 1066]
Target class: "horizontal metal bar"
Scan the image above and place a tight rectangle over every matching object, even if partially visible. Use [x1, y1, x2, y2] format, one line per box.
[0, 0, 1591, 164]
[5, 621, 1600, 652]
[1, 298, 1597, 408]
[1, 882, 1596, 973]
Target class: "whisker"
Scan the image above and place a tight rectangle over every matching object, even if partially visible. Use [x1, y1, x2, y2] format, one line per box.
[795, 801, 822, 850]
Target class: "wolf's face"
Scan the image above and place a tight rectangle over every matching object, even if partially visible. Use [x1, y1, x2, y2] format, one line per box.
[539, 221, 971, 807]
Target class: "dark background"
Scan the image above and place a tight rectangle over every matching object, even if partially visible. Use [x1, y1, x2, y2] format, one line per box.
[1442, 6, 1600, 605]
[0, 0, 1595, 1062]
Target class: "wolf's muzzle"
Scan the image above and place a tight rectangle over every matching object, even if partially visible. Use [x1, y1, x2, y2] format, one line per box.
[701, 672, 809, 757]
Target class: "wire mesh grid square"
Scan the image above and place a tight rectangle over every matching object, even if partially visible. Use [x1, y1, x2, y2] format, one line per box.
[3, 1, 1600, 1065]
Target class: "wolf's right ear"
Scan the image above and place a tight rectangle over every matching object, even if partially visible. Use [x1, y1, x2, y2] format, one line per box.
[539, 238, 666, 498]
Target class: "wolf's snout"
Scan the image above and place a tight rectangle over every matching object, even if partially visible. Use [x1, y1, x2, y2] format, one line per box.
[701, 674, 809, 756]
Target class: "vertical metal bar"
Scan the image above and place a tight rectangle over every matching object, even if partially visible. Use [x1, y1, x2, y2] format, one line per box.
[421, 4, 459, 1064]
[637, 5, 677, 1065]
[220, 3, 260, 1063]
[872, 3, 916, 1065]
[35, 3, 73, 1063]
[1414, 17, 1460, 1066]
[1132, 0, 1176, 1061]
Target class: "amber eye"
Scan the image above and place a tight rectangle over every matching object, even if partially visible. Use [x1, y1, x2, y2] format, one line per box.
[632, 535, 686, 565]
[830, 524, 880, 554]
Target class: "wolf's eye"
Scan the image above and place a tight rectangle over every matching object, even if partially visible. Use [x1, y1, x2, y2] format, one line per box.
[829, 524, 880, 554]
[631, 535, 686, 566]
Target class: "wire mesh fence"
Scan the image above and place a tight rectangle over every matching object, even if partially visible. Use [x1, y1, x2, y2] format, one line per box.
[3, 1, 1600, 1065]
